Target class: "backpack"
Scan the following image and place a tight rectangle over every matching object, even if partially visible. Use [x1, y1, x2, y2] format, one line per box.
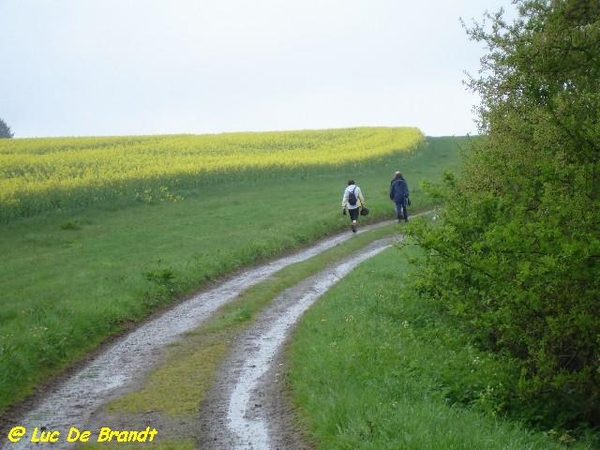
[348, 186, 358, 206]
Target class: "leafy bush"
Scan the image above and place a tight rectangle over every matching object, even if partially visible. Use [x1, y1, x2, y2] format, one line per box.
[408, 0, 600, 432]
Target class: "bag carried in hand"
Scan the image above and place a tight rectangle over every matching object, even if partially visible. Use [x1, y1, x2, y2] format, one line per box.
[360, 207, 369, 216]
[348, 186, 358, 206]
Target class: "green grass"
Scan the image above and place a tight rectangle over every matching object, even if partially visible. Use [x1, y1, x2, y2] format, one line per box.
[0, 136, 465, 413]
[287, 243, 598, 449]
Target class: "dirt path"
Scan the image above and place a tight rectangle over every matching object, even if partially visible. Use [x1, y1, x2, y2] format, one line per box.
[197, 238, 395, 449]
[3, 222, 398, 450]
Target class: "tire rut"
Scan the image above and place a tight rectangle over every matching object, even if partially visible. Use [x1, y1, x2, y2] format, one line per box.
[197, 237, 398, 450]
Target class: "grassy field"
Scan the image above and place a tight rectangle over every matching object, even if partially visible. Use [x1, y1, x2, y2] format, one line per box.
[287, 243, 599, 449]
[3, 130, 589, 448]
[0, 127, 423, 223]
[0, 128, 459, 413]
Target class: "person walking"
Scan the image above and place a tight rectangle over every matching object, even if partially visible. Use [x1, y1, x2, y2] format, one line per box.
[341, 179, 366, 233]
[390, 172, 409, 222]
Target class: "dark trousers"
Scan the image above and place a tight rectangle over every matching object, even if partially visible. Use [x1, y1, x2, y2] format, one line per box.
[395, 201, 408, 221]
[348, 207, 360, 221]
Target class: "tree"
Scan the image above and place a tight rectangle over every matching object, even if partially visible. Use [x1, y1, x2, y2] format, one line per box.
[409, 0, 600, 430]
[0, 117, 14, 138]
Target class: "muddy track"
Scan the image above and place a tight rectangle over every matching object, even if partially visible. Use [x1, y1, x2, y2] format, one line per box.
[2, 221, 399, 450]
[197, 238, 396, 449]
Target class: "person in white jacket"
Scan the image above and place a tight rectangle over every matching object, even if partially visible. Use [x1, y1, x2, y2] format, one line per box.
[341, 179, 366, 233]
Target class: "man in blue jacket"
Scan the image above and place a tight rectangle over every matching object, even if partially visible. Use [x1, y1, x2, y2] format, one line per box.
[390, 172, 409, 222]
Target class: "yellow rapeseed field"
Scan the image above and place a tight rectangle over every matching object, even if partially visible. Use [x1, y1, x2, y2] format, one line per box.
[0, 127, 423, 222]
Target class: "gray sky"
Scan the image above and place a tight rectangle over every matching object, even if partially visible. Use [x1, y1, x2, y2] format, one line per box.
[0, 0, 513, 138]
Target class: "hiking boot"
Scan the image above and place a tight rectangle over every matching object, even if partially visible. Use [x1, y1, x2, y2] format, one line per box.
[351, 222, 357, 233]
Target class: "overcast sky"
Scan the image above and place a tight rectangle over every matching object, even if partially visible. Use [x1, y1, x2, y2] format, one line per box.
[0, 0, 514, 138]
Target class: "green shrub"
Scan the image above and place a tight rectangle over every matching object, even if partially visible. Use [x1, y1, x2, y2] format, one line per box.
[407, 0, 600, 432]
